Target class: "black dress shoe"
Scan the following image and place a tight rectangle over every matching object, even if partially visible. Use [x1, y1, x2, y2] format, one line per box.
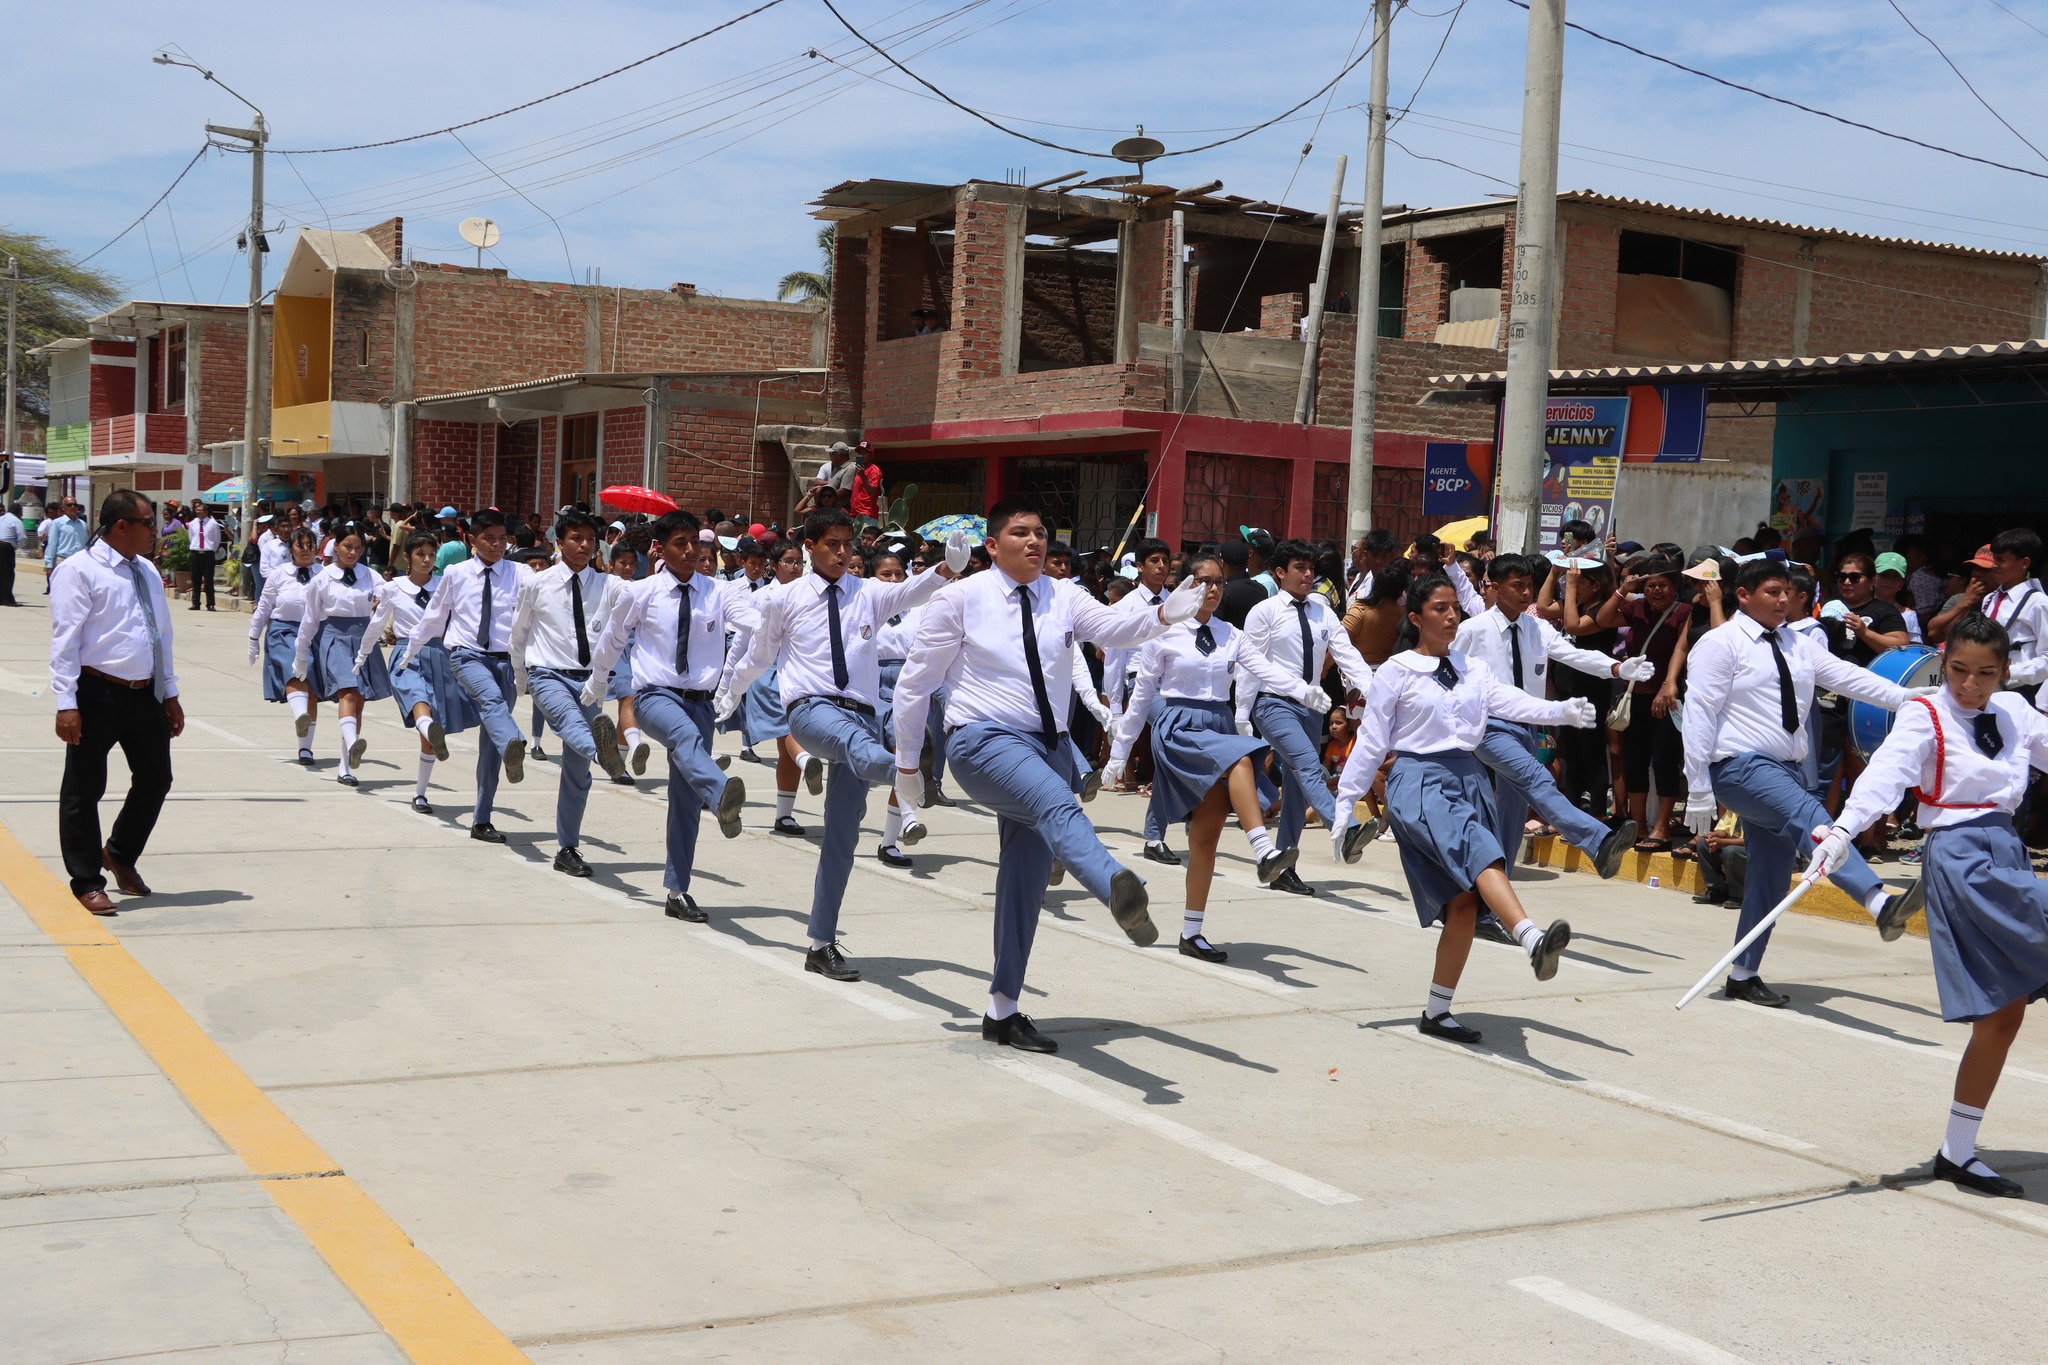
[630, 739, 652, 776]
[469, 822, 507, 844]
[426, 720, 449, 762]
[876, 844, 913, 869]
[553, 847, 593, 878]
[412, 795, 434, 815]
[803, 755, 825, 795]
[501, 738, 527, 784]
[297, 749, 317, 766]
[1341, 819, 1376, 864]
[1109, 868, 1157, 946]
[898, 814, 927, 847]
[347, 736, 368, 768]
[1419, 1011, 1484, 1045]
[1080, 768, 1102, 803]
[610, 771, 636, 786]
[530, 744, 548, 762]
[1528, 919, 1571, 981]
[1179, 934, 1227, 962]
[1256, 847, 1298, 885]
[665, 893, 707, 923]
[1723, 975, 1789, 1008]
[1876, 878, 1925, 942]
[983, 1012, 1058, 1052]
[1594, 820, 1639, 880]
[773, 814, 806, 836]
[1268, 867, 1315, 897]
[1142, 841, 1182, 866]
[717, 776, 746, 838]
[927, 788, 954, 807]
[336, 773, 359, 787]
[1691, 890, 1727, 906]
[805, 942, 861, 981]
[1933, 1150, 2025, 1198]
[1475, 914, 1517, 946]
[1047, 859, 1065, 887]
[589, 715, 625, 779]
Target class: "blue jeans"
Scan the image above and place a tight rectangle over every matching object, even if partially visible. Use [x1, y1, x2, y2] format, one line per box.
[949, 723, 1127, 1000]
[1476, 720, 1611, 872]
[925, 686, 949, 784]
[449, 650, 520, 823]
[1711, 752, 1883, 973]
[633, 687, 730, 895]
[527, 668, 601, 851]
[788, 698, 896, 944]
[1254, 694, 1334, 851]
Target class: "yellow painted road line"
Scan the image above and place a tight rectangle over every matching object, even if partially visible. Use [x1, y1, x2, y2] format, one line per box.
[0, 817, 528, 1364]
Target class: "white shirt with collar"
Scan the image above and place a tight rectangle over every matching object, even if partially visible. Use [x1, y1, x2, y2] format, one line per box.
[1681, 610, 1913, 795]
[258, 530, 291, 576]
[890, 568, 1171, 771]
[1109, 617, 1242, 766]
[49, 538, 179, 710]
[292, 561, 385, 675]
[509, 561, 617, 675]
[401, 554, 522, 665]
[249, 559, 317, 638]
[1239, 589, 1374, 708]
[1102, 581, 1168, 707]
[1982, 578, 2048, 666]
[586, 566, 731, 694]
[188, 515, 221, 554]
[1837, 689, 2048, 836]
[0, 510, 23, 547]
[728, 568, 946, 710]
[357, 575, 439, 668]
[1453, 606, 1620, 706]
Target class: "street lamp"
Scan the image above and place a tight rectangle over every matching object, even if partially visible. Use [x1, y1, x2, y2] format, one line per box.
[154, 53, 268, 549]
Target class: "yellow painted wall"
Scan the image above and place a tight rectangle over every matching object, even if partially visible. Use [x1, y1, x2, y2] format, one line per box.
[271, 401, 333, 457]
[272, 294, 332, 409]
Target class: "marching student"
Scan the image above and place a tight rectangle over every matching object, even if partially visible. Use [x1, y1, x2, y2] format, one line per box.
[357, 532, 467, 814]
[603, 539, 649, 785]
[1976, 530, 2048, 692]
[400, 509, 528, 845]
[1237, 538, 1376, 896]
[510, 510, 630, 878]
[249, 528, 322, 764]
[890, 498, 1202, 1053]
[1104, 539, 1178, 860]
[870, 545, 923, 867]
[1104, 551, 1296, 961]
[1812, 614, 2048, 1198]
[582, 508, 748, 923]
[1453, 554, 1644, 878]
[1330, 573, 1594, 1044]
[730, 538, 822, 832]
[718, 511, 968, 979]
[1680, 558, 1929, 1008]
[290, 523, 390, 787]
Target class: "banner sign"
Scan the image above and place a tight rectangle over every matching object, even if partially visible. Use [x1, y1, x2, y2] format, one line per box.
[1538, 396, 1628, 552]
[1621, 384, 1707, 462]
[1422, 441, 1495, 518]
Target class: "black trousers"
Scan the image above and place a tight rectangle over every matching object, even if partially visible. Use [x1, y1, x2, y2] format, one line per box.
[187, 549, 216, 609]
[0, 541, 15, 604]
[59, 675, 174, 895]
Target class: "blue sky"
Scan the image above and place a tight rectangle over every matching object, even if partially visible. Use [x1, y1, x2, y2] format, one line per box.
[7, 0, 2048, 305]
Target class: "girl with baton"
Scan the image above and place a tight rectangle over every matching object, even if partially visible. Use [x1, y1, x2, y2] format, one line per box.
[1811, 614, 2048, 1198]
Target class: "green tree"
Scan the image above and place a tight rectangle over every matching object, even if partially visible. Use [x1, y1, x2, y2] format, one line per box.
[776, 224, 834, 303]
[0, 230, 122, 435]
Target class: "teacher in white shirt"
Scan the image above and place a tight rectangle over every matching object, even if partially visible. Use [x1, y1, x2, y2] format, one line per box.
[186, 503, 222, 611]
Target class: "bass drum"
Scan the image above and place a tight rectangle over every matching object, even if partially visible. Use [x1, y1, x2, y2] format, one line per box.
[1848, 644, 1941, 761]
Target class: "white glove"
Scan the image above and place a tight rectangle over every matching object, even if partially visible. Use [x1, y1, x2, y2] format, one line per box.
[1616, 656, 1655, 683]
[578, 678, 604, 709]
[1810, 823, 1852, 877]
[1102, 756, 1126, 787]
[1559, 697, 1599, 729]
[1683, 792, 1718, 838]
[1236, 717, 1255, 738]
[1902, 684, 1943, 701]
[714, 687, 739, 723]
[291, 659, 308, 682]
[1300, 686, 1333, 714]
[944, 529, 971, 574]
[893, 767, 923, 818]
[2007, 656, 2048, 687]
[1329, 809, 1353, 864]
[247, 639, 260, 666]
[1079, 690, 1111, 727]
[1160, 576, 1205, 624]
[512, 667, 530, 698]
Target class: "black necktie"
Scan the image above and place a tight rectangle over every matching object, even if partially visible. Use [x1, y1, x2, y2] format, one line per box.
[887, 612, 903, 627]
[342, 565, 359, 589]
[415, 586, 430, 607]
[674, 577, 692, 674]
[1195, 622, 1216, 656]
[826, 580, 849, 690]
[1433, 656, 1460, 690]
[478, 564, 495, 650]
[1507, 618, 1525, 689]
[1974, 712, 2005, 759]
[570, 571, 590, 666]
[1763, 629, 1798, 733]
[295, 565, 311, 584]
[1295, 598, 1315, 684]
[1017, 584, 1060, 746]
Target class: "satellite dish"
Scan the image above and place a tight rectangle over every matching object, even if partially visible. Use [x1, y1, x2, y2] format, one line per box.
[1111, 136, 1165, 165]
[458, 217, 501, 249]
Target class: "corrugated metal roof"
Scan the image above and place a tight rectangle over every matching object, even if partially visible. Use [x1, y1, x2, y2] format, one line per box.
[1430, 337, 2048, 389]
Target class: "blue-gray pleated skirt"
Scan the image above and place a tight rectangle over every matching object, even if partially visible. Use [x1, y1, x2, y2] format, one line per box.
[605, 637, 636, 702]
[261, 620, 301, 702]
[389, 637, 480, 734]
[740, 665, 789, 745]
[1386, 749, 1505, 927]
[1146, 697, 1268, 827]
[1920, 812, 2048, 1022]
[306, 616, 393, 702]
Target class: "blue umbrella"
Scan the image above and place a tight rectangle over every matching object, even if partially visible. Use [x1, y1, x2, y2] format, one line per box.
[201, 475, 299, 503]
[917, 513, 986, 540]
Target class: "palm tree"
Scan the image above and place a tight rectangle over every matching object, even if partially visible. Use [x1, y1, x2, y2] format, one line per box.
[777, 224, 834, 303]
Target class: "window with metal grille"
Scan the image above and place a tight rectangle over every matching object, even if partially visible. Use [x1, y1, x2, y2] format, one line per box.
[1309, 464, 1425, 546]
[1010, 455, 1145, 550]
[1181, 452, 1287, 547]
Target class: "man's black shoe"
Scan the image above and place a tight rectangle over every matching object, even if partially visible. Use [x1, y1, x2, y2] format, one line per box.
[554, 848, 593, 878]
[1268, 868, 1315, 897]
[665, 893, 707, 923]
[590, 715, 626, 779]
[717, 776, 746, 838]
[1080, 768, 1102, 803]
[1475, 914, 1517, 946]
[1142, 841, 1181, 867]
[1933, 1150, 2024, 1198]
[982, 1013, 1058, 1052]
[469, 823, 507, 844]
[805, 942, 861, 981]
[1109, 869, 1157, 946]
[1723, 975, 1789, 1008]
[1594, 820, 1639, 880]
[1877, 879, 1925, 942]
[501, 738, 526, 784]
[1341, 818, 1376, 864]
[610, 771, 635, 786]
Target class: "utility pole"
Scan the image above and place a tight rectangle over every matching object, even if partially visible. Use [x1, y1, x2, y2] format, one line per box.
[1494, 0, 1567, 555]
[1293, 154, 1347, 424]
[1345, 0, 1393, 542]
[4, 256, 18, 494]
[1170, 209, 1187, 413]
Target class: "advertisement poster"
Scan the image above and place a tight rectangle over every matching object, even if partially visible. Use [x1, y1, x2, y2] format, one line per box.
[1771, 479, 1823, 536]
[1850, 470, 1888, 530]
[1537, 396, 1628, 552]
[1621, 384, 1708, 462]
[1422, 441, 1495, 519]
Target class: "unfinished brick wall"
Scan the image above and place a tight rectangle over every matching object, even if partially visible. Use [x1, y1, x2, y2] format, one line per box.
[331, 272, 394, 405]
[600, 406, 644, 491]
[865, 333, 943, 429]
[362, 217, 403, 265]
[1017, 248, 1117, 371]
[193, 315, 254, 448]
[1799, 246, 2037, 352]
[1313, 317, 1498, 442]
[1554, 214, 1621, 368]
[828, 228, 869, 426]
[414, 418, 487, 509]
[946, 193, 1011, 384]
[877, 225, 952, 341]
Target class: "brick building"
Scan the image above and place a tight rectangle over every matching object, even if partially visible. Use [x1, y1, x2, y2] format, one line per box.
[817, 177, 2047, 547]
[269, 218, 831, 519]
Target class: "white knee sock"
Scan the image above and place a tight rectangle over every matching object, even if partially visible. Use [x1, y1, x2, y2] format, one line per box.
[776, 791, 796, 819]
[1425, 981, 1457, 1021]
[1943, 1101, 1991, 1170]
[987, 991, 1019, 1021]
[337, 718, 359, 776]
[415, 755, 435, 798]
[415, 714, 436, 740]
[1512, 919, 1544, 953]
[1863, 885, 1890, 917]
[1182, 908, 1206, 941]
[625, 726, 645, 752]
[301, 717, 316, 753]
[1246, 825, 1276, 860]
[287, 691, 310, 720]
[882, 806, 903, 847]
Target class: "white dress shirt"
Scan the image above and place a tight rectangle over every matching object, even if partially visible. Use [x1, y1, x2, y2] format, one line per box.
[1109, 617, 1243, 765]
[876, 602, 920, 663]
[891, 569, 1170, 771]
[1333, 651, 1565, 817]
[728, 569, 945, 709]
[1837, 690, 2048, 837]
[258, 530, 291, 577]
[1239, 589, 1374, 707]
[1982, 579, 2048, 667]
[401, 555, 522, 665]
[187, 515, 221, 553]
[1443, 559, 1488, 619]
[0, 511, 25, 548]
[586, 567, 731, 693]
[1681, 611, 1913, 795]
[509, 562, 618, 674]
[250, 561, 316, 637]
[49, 538, 179, 710]
[1453, 606, 1619, 704]
[293, 562, 385, 675]
[1103, 582, 1168, 707]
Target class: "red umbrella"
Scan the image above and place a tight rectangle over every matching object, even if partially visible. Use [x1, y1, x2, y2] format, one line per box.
[598, 484, 677, 515]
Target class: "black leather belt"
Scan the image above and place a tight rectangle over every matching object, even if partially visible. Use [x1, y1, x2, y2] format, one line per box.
[82, 667, 151, 690]
[797, 695, 875, 718]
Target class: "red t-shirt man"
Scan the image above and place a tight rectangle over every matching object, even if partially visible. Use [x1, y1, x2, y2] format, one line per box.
[848, 457, 884, 521]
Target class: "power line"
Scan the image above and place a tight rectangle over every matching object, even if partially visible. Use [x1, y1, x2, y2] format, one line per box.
[76, 147, 208, 265]
[1502, 0, 2048, 184]
[1982, 0, 2048, 41]
[449, 130, 576, 280]
[1886, 0, 2048, 166]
